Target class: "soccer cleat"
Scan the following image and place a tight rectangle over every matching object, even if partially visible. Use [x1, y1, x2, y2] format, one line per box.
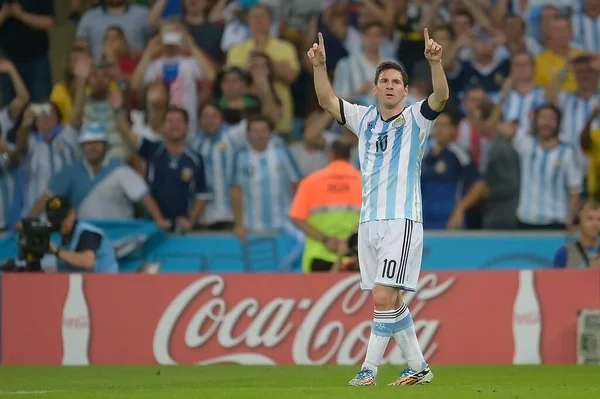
[388, 363, 433, 386]
[348, 367, 376, 386]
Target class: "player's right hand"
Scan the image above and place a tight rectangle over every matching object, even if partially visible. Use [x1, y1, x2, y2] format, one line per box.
[307, 32, 326, 67]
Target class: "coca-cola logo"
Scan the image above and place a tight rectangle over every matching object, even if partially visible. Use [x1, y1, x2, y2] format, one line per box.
[63, 316, 89, 329]
[152, 274, 455, 365]
[513, 312, 541, 325]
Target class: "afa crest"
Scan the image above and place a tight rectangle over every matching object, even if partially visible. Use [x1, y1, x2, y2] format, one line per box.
[48, 197, 62, 210]
[180, 167, 193, 182]
[393, 115, 405, 128]
[435, 160, 447, 174]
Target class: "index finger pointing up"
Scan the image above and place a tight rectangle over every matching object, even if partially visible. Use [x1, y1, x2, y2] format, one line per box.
[424, 27, 430, 43]
[318, 32, 324, 48]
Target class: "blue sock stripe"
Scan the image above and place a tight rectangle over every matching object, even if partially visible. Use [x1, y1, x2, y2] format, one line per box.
[392, 313, 414, 334]
[372, 321, 394, 337]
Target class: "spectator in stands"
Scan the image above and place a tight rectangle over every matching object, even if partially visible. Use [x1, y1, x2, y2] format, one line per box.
[580, 105, 600, 202]
[289, 139, 361, 273]
[534, 15, 583, 93]
[226, 4, 299, 135]
[422, 111, 479, 230]
[289, 110, 333, 175]
[76, 0, 149, 60]
[148, 0, 226, 64]
[334, 22, 400, 107]
[448, 119, 521, 230]
[0, 59, 29, 231]
[216, 66, 260, 125]
[15, 54, 89, 217]
[132, 21, 216, 135]
[220, 0, 279, 54]
[454, 86, 489, 171]
[501, 15, 541, 56]
[318, 0, 357, 72]
[506, 104, 582, 230]
[0, 0, 54, 102]
[45, 195, 119, 273]
[244, 52, 282, 127]
[448, 28, 510, 102]
[130, 79, 169, 141]
[546, 55, 600, 169]
[230, 115, 302, 239]
[101, 25, 138, 87]
[114, 106, 209, 232]
[28, 122, 167, 225]
[189, 102, 235, 231]
[501, 52, 546, 129]
[553, 200, 600, 268]
[571, 0, 600, 54]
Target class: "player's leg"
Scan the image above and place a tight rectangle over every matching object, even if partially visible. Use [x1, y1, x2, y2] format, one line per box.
[349, 221, 389, 386]
[385, 220, 433, 385]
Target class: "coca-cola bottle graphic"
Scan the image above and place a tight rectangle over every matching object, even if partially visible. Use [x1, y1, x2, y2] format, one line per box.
[512, 270, 542, 364]
[61, 274, 91, 365]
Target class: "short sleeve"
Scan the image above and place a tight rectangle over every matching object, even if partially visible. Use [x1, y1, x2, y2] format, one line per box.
[75, 231, 102, 252]
[565, 148, 584, 193]
[278, 145, 303, 184]
[289, 178, 312, 220]
[338, 99, 372, 136]
[137, 137, 161, 160]
[193, 155, 210, 199]
[552, 246, 567, 268]
[47, 167, 72, 198]
[410, 99, 440, 134]
[117, 166, 149, 202]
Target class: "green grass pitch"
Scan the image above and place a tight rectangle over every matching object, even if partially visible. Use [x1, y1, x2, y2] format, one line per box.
[0, 365, 598, 398]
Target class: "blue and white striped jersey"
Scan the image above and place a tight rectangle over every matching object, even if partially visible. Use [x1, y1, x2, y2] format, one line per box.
[231, 140, 303, 231]
[558, 92, 600, 169]
[189, 125, 236, 225]
[502, 86, 546, 128]
[571, 11, 600, 54]
[339, 98, 438, 223]
[512, 124, 583, 225]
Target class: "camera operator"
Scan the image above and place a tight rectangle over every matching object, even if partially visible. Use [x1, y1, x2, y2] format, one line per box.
[46, 195, 118, 273]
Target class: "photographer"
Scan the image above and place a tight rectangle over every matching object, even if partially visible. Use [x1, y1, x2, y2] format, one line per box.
[45, 195, 118, 273]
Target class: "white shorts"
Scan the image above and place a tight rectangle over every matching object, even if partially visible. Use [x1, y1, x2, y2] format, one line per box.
[358, 218, 424, 292]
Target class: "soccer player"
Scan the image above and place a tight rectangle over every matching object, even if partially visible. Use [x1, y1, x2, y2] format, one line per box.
[307, 29, 449, 386]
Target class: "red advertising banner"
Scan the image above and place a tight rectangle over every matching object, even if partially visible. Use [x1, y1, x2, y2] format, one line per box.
[1, 270, 599, 366]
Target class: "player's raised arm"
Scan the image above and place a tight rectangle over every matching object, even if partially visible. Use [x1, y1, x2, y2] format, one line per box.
[423, 28, 450, 112]
[308, 32, 343, 123]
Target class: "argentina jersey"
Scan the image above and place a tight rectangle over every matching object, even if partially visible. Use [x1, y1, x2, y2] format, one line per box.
[338, 98, 438, 223]
[571, 11, 600, 53]
[189, 127, 235, 225]
[558, 92, 600, 149]
[503, 86, 546, 127]
[513, 125, 583, 225]
[231, 141, 303, 231]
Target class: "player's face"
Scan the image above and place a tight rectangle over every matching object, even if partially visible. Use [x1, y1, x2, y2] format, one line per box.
[82, 141, 106, 164]
[510, 53, 534, 82]
[247, 120, 271, 150]
[579, 207, 600, 237]
[163, 110, 188, 141]
[535, 108, 559, 139]
[200, 105, 223, 135]
[433, 114, 456, 146]
[374, 69, 407, 109]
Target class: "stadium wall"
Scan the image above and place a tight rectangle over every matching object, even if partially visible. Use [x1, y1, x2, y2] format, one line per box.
[0, 220, 568, 272]
[1, 270, 599, 366]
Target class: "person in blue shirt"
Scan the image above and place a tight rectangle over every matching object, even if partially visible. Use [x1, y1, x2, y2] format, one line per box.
[46, 195, 118, 273]
[421, 111, 480, 229]
[553, 199, 600, 268]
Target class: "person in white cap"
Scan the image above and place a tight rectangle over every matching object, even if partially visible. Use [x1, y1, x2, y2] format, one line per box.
[28, 122, 168, 227]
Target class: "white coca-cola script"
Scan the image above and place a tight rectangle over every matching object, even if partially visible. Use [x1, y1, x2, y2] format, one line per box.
[153, 274, 455, 365]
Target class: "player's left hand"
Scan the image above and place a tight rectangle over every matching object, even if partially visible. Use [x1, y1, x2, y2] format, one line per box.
[423, 28, 442, 63]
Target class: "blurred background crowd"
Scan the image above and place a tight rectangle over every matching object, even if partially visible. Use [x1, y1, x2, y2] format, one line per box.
[0, 0, 599, 246]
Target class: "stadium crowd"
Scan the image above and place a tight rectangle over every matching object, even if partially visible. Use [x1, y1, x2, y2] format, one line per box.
[0, 0, 599, 247]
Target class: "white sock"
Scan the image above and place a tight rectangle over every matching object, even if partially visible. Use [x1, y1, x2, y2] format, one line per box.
[392, 304, 426, 370]
[362, 308, 404, 376]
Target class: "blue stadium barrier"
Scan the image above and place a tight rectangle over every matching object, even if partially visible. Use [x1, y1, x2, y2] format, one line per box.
[0, 220, 569, 272]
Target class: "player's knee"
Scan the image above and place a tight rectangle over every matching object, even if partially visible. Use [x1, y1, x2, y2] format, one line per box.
[372, 286, 398, 311]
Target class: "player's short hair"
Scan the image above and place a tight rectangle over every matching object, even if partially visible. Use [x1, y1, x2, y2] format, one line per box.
[329, 139, 352, 161]
[374, 61, 409, 86]
[247, 114, 274, 131]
